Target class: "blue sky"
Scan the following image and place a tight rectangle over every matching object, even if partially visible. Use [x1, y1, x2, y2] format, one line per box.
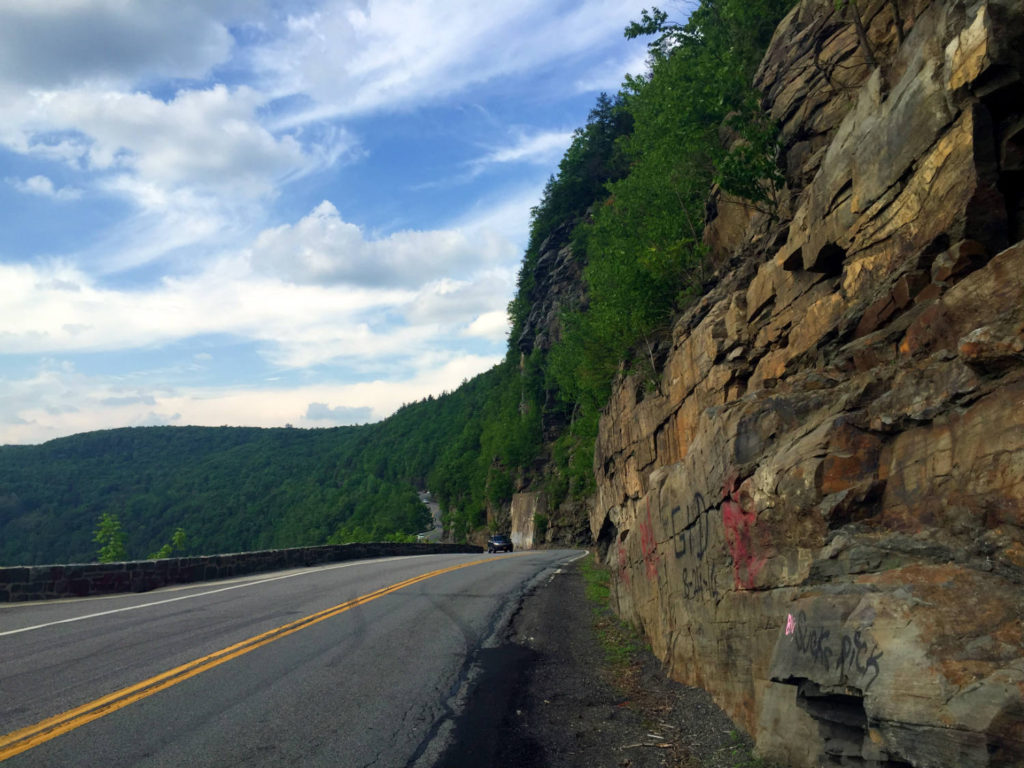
[0, 0, 653, 445]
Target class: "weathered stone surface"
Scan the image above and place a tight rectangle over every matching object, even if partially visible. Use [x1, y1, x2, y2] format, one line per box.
[510, 492, 546, 550]
[704, 185, 760, 266]
[516, 223, 586, 355]
[901, 240, 1024, 360]
[592, 1, 1024, 766]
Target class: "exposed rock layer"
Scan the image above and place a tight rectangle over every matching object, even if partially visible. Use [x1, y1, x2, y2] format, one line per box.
[516, 221, 586, 357]
[592, 1, 1024, 765]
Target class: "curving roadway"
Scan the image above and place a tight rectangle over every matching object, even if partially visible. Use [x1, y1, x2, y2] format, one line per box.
[0, 550, 583, 767]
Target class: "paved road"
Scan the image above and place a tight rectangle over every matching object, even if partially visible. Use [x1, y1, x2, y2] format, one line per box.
[416, 492, 443, 543]
[0, 550, 583, 767]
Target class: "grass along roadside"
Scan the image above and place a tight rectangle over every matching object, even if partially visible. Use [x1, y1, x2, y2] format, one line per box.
[578, 556, 778, 768]
[580, 554, 649, 668]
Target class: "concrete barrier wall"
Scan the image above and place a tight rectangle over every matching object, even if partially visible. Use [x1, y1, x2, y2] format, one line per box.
[0, 542, 482, 603]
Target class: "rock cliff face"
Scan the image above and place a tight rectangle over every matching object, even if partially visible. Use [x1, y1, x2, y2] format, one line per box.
[516, 221, 587, 357]
[592, 1, 1024, 765]
[508, 219, 593, 548]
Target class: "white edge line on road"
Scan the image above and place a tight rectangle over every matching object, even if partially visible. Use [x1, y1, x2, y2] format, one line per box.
[0, 555, 425, 638]
[547, 550, 589, 582]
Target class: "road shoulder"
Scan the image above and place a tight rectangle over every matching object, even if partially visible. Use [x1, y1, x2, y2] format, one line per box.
[432, 558, 765, 768]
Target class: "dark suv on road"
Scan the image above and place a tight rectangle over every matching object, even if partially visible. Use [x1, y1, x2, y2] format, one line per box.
[487, 534, 513, 553]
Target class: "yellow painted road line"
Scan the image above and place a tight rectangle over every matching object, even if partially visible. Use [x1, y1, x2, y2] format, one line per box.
[0, 556, 500, 762]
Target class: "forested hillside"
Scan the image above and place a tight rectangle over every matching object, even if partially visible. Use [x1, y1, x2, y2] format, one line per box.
[0, 426, 422, 564]
[0, 0, 795, 565]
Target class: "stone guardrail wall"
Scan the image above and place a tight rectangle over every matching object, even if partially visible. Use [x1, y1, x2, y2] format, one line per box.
[0, 542, 482, 603]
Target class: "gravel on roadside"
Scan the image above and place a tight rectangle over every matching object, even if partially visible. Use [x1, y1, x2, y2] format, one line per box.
[433, 557, 767, 768]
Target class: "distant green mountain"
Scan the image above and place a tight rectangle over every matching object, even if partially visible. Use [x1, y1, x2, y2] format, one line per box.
[0, 424, 430, 565]
[0, 360, 529, 566]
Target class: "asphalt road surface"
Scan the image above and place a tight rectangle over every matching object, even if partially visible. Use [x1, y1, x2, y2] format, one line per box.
[0, 550, 583, 767]
[416, 493, 444, 543]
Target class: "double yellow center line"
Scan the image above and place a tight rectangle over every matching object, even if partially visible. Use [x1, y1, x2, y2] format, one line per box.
[0, 555, 503, 761]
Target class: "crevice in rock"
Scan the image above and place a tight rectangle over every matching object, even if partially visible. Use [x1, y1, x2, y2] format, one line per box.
[827, 179, 853, 216]
[595, 516, 617, 562]
[789, 678, 914, 768]
[995, 114, 1024, 243]
[809, 242, 847, 275]
[782, 245, 803, 271]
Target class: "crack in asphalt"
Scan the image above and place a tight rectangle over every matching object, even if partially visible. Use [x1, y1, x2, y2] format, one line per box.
[404, 562, 557, 768]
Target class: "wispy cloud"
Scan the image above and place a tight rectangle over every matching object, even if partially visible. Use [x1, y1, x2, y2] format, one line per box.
[0, 355, 501, 445]
[255, 0, 650, 125]
[573, 50, 650, 93]
[474, 130, 573, 168]
[0, 194, 519, 367]
[8, 174, 82, 200]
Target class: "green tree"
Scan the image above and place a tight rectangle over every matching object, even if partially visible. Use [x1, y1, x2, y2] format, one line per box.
[94, 512, 127, 563]
[149, 527, 187, 559]
[542, 0, 795, 486]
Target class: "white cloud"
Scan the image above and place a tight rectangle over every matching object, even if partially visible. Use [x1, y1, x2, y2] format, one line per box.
[8, 174, 82, 200]
[0, 0, 646, 279]
[258, 0, 651, 124]
[404, 269, 515, 329]
[0, 196, 519, 369]
[249, 200, 512, 287]
[573, 49, 651, 93]
[100, 394, 157, 407]
[450, 183, 542, 246]
[463, 310, 510, 342]
[0, 83, 353, 272]
[9, 86, 312, 196]
[483, 131, 573, 166]
[0, 258, 398, 358]
[0, 0, 652, 444]
[0, 354, 501, 445]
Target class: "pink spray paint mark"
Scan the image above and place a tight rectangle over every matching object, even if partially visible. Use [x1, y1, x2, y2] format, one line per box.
[721, 475, 767, 590]
[617, 540, 630, 586]
[785, 613, 796, 636]
[639, 496, 662, 582]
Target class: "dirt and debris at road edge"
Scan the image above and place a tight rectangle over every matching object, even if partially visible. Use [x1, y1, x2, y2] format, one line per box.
[432, 558, 772, 767]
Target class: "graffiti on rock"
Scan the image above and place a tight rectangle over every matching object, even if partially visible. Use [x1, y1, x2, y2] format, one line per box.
[721, 475, 767, 589]
[647, 472, 769, 599]
[670, 492, 713, 561]
[785, 611, 884, 690]
[835, 630, 884, 689]
[668, 492, 721, 600]
[639, 496, 662, 582]
[616, 538, 630, 586]
[681, 557, 719, 600]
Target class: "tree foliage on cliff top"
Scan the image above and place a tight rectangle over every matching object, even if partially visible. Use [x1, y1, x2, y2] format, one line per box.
[539, 0, 793, 492]
[508, 92, 634, 353]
